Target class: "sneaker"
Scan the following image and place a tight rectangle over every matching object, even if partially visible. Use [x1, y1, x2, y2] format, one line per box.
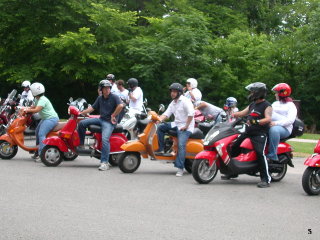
[31, 151, 39, 160]
[257, 181, 270, 188]
[176, 168, 184, 177]
[98, 162, 110, 171]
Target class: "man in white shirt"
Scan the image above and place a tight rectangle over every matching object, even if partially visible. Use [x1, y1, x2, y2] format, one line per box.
[127, 78, 143, 112]
[20, 80, 34, 105]
[156, 83, 195, 177]
[184, 78, 202, 106]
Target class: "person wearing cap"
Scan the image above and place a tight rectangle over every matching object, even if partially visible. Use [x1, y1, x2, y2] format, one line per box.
[78, 79, 123, 171]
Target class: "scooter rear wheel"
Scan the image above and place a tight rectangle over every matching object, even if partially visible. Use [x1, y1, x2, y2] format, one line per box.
[302, 167, 320, 195]
[109, 154, 119, 166]
[192, 159, 217, 184]
[118, 152, 141, 173]
[269, 163, 287, 182]
[63, 150, 78, 161]
[0, 140, 18, 159]
[40, 145, 62, 167]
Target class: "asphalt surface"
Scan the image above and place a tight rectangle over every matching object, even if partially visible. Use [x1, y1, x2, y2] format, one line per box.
[0, 144, 319, 240]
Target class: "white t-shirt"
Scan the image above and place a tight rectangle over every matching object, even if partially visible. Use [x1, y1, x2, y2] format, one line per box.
[129, 87, 143, 111]
[184, 88, 202, 106]
[115, 89, 129, 103]
[20, 90, 34, 105]
[163, 95, 195, 133]
[271, 101, 297, 134]
[111, 83, 119, 93]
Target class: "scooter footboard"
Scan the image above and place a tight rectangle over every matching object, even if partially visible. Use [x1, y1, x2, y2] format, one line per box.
[195, 150, 218, 166]
[43, 136, 69, 152]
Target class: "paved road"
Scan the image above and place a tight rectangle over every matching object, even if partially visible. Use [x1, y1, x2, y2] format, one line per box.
[0, 147, 319, 240]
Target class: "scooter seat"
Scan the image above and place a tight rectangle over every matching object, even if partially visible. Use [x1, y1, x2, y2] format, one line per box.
[52, 122, 67, 132]
[88, 124, 123, 133]
[168, 128, 204, 139]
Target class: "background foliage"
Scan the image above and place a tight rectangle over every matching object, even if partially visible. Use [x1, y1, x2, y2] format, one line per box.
[0, 0, 319, 131]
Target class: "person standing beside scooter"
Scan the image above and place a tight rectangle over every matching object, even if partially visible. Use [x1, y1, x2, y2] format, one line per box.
[78, 80, 123, 171]
[266, 83, 297, 162]
[184, 78, 202, 106]
[155, 83, 195, 177]
[127, 78, 144, 112]
[227, 82, 272, 188]
[21, 83, 59, 160]
[19, 80, 34, 105]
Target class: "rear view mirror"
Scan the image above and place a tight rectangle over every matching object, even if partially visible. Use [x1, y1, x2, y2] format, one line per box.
[143, 98, 148, 106]
[69, 97, 73, 103]
[158, 104, 165, 113]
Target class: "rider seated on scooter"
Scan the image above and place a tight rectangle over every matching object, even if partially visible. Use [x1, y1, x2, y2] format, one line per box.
[222, 82, 272, 188]
[77, 79, 123, 171]
[155, 83, 195, 177]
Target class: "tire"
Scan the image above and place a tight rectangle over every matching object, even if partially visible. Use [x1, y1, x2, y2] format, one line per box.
[118, 152, 141, 173]
[192, 159, 218, 184]
[0, 126, 6, 136]
[63, 150, 78, 161]
[270, 163, 287, 182]
[40, 145, 62, 167]
[184, 158, 193, 173]
[0, 140, 18, 159]
[302, 167, 320, 195]
[109, 154, 119, 166]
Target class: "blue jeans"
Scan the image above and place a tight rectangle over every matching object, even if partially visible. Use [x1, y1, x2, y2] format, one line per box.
[78, 118, 115, 163]
[157, 122, 192, 170]
[267, 126, 290, 161]
[36, 117, 59, 155]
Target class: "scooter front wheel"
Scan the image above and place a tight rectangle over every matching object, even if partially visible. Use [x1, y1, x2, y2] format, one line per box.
[192, 159, 217, 184]
[40, 145, 62, 167]
[118, 152, 141, 173]
[0, 140, 18, 159]
[302, 167, 320, 195]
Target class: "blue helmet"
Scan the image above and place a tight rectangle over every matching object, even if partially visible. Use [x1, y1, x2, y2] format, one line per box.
[225, 97, 237, 108]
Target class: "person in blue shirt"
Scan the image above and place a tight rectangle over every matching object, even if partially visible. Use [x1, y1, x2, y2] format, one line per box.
[78, 80, 123, 171]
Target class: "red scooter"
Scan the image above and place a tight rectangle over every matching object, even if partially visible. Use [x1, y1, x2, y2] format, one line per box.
[192, 119, 299, 184]
[40, 106, 128, 167]
[0, 89, 19, 135]
[302, 139, 320, 195]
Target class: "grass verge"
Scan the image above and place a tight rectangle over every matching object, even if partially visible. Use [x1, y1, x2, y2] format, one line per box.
[297, 133, 320, 140]
[290, 141, 315, 157]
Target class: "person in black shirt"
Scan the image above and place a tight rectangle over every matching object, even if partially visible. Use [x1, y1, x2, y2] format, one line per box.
[78, 80, 123, 171]
[222, 82, 272, 188]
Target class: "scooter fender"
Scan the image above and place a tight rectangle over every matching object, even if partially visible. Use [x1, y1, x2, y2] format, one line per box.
[304, 154, 320, 167]
[195, 150, 218, 166]
[120, 140, 146, 153]
[110, 134, 128, 152]
[277, 142, 292, 155]
[42, 136, 69, 152]
[0, 134, 15, 146]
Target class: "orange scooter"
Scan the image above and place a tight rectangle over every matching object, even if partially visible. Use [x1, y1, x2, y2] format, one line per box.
[0, 110, 70, 160]
[118, 110, 204, 173]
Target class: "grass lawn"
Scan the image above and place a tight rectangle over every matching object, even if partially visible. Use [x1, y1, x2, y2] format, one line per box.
[297, 133, 320, 140]
[290, 141, 316, 157]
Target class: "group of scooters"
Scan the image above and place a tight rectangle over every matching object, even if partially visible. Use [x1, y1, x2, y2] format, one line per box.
[0, 93, 319, 196]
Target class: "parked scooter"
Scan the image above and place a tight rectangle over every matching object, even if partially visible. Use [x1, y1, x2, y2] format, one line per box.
[119, 98, 149, 140]
[192, 118, 303, 184]
[0, 89, 20, 135]
[117, 108, 204, 174]
[302, 139, 320, 195]
[40, 106, 128, 167]
[0, 109, 65, 160]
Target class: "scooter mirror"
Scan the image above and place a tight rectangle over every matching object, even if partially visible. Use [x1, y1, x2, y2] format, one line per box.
[69, 97, 73, 103]
[158, 104, 165, 113]
[143, 98, 148, 106]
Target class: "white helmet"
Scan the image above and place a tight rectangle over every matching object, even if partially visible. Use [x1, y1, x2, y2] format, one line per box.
[186, 78, 198, 89]
[30, 82, 45, 97]
[21, 80, 31, 88]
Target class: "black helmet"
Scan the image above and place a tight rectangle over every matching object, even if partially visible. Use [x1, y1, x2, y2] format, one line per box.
[99, 79, 112, 90]
[245, 82, 267, 101]
[127, 78, 139, 88]
[169, 83, 184, 99]
[106, 74, 115, 81]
